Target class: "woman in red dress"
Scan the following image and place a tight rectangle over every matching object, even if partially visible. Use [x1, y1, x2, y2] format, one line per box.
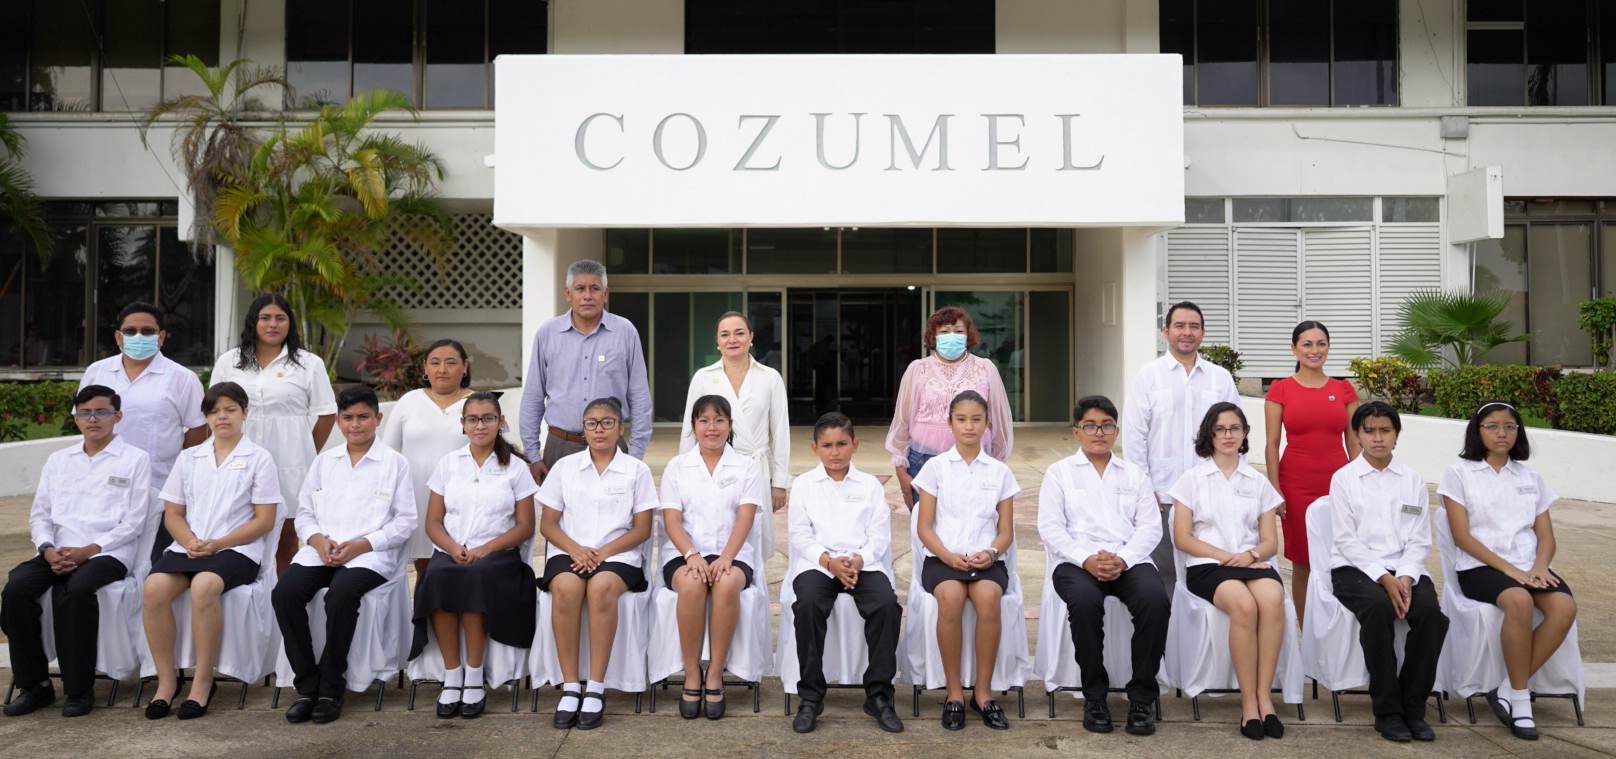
[1263, 321, 1360, 625]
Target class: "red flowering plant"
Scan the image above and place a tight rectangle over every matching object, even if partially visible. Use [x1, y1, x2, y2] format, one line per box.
[354, 331, 427, 400]
[0, 381, 78, 442]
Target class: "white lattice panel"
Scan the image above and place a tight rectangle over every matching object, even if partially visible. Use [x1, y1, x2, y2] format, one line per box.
[375, 213, 522, 310]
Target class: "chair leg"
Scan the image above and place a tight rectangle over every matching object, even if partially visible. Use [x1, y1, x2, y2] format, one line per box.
[1047, 691, 1056, 719]
[397, 671, 405, 690]
[1331, 692, 1342, 722]
[753, 681, 761, 713]
[106, 679, 119, 708]
[1311, 678, 1318, 700]
[1154, 695, 1163, 721]
[1191, 695, 1201, 721]
[530, 683, 540, 713]
[374, 680, 386, 711]
[134, 678, 146, 708]
[784, 691, 791, 716]
[912, 685, 921, 717]
[271, 686, 282, 709]
[1016, 686, 1025, 718]
[1573, 693, 1585, 726]
[1295, 700, 1305, 721]
[237, 681, 249, 709]
[1465, 695, 1476, 724]
[407, 681, 418, 711]
[1435, 691, 1448, 724]
[635, 689, 643, 714]
[510, 680, 520, 713]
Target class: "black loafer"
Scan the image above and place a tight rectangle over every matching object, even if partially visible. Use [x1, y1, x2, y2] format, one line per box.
[61, 694, 94, 718]
[942, 700, 966, 731]
[144, 698, 172, 720]
[863, 695, 904, 733]
[1375, 714, 1412, 742]
[1240, 718, 1265, 740]
[792, 701, 822, 733]
[551, 691, 579, 729]
[285, 697, 315, 724]
[176, 682, 218, 721]
[1082, 698, 1113, 733]
[704, 686, 727, 720]
[1125, 700, 1155, 736]
[460, 692, 487, 720]
[1407, 718, 1435, 741]
[311, 697, 343, 724]
[4, 682, 55, 717]
[970, 698, 1009, 730]
[1263, 713, 1285, 739]
[576, 691, 605, 730]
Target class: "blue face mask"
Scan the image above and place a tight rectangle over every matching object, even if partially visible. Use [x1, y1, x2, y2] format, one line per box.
[935, 332, 968, 361]
[121, 333, 160, 360]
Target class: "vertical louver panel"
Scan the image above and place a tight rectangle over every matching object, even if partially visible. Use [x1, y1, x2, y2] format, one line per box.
[1302, 227, 1375, 375]
[1233, 228, 1302, 377]
[1164, 227, 1234, 346]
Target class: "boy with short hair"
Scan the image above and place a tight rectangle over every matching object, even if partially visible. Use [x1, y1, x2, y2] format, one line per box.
[786, 412, 903, 734]
[3, 385, 153, 717]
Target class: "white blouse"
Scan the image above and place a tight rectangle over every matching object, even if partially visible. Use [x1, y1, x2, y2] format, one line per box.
[658, 445, 767, 572]
[30, 436, 153, 571]
[1327, 455, 1432, 581]
[786, 463, 893, 584]
[679, 358, 793, 489]
[158, 435, 283, 560]
[1167, 458, 1284, 568]
[379, 388, 470, 559]
[1437, 459, 1558, 572]
[910, 446, 1021, 558]
[292, 443, 417, 577]
[533, 448, 658, 567]
[1036, 452, 1161, 571]
[427, 445, 541, 550]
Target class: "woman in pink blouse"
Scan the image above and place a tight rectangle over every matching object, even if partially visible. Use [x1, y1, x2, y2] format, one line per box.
[887, 306, 1015, 508]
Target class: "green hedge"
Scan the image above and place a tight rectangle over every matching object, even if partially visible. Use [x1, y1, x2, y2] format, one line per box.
[1555, 372, 1616, 435]
[1425, 364, 1616, 435]
[0, 381, 79, 442]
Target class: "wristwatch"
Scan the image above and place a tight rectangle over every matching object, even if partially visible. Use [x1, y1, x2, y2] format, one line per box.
[37, 543, 54, 556]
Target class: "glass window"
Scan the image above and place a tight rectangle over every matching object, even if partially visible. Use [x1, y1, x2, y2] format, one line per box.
[603, 229, 651, 274]
[1334, 0, 1398, 105]
[1383, 197, 1441, 223]
[684, 0, 995, 55]
[0, 234, 20, 367]
[287, 0, 350, 107]
[1603, 221, 1616, 297]
[100, 0, 164, 111]
[157, 226, 213, 366]
[353, 0, 413, 102]
[1232, 197, 1371, 223]
[488, 0, 548, 108]
[936, 229, 1027, 273]
[652, 228, 741, 274]
[1197, 0, 1260, 105]
[30, 6, 95, 111]
[426, 0, 486, 109]
[1028, 290, 1071, 422]
[1467, 28, 1525, 106]
[1526, 199, 1598, 215]
[606, 291, 651, 376]
[747, 291, 784, 373]
[1185, 198, 1226, 224]
[1160, 0, 1194, 104]
[1475, 225, 1529, 365]
[1527, 2, 1589, 106]
[95, 225, 159, 359]
[1267, 0, 1330, 106]
[164, 0, 222, 100]
[747, 228, 837, 274]
[1030, 229, 1073, 273]
[0, 0, 26, 111]
[840, 227, 932, 274]
[1527, 223, 1596, 365]
[25, 223, 89, 366]
[933, 290, 1024, 422]
[1470, 0, 1524, 23]
[652, 291, 743, 421]
[1605, 0, 1616, 106]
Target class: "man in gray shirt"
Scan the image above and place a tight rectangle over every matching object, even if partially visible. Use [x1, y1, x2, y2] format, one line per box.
[521, 260, 653, 481]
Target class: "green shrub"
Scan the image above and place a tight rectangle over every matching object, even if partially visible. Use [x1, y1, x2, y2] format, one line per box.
[0, 381, 79, 442]
[1579, 297, 1616, 369]
[1426, 365, 1561, 424]
[1555, 372, 1616, 435]
[1348, 356, 1425, 413]
[1199, 344, 1244, 383]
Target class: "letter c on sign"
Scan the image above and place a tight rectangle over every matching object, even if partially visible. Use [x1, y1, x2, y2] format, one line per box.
[575, 113, 624, 170]
[653, 113, 708, 171]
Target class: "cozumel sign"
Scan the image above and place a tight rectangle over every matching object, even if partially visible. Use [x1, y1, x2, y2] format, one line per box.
[493, 55, 1183, 230]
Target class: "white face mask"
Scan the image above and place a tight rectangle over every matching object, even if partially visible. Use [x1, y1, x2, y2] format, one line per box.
[935, 333, 967, 361]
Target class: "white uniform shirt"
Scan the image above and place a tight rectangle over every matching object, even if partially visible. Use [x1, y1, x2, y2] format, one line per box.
[909, 446, 1021, 558]
[1327, 455, 1432, 580]
[1119, 354, 1241, 503]
[158, 436, 283, 560]
[79, 352, 207, 494]
[533, 449, 657, 567]
[680, 358, 793, 489]
[1437, 459, 1558, 572]
[210, 348, 337, 510]
[1037, 452, 1161, 571]
[786, 463, 892, 584]
[659, 445, 767, 571]
[292, 442, 417, 576]
[1167, 458, 1284, 568]
[379, 389, 470, 559]
[30, 435, 153, 571]
[427, 445, 541, 550]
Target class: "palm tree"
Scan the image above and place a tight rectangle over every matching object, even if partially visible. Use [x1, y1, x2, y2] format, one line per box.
[1386, 288, 1532, 370]
[0, 113, 51, 261]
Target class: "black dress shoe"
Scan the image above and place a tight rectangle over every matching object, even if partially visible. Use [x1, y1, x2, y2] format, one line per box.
[1486, 690, 1539, 741]
[460, 691, 487, 720]
[969, 698, 1009, 730]
[285, 697, 315, 723]
[1082, 698, 1113, 733]
[551, 690, 579, 729]
[792, 701, 822, 733]
[61, 694, 94, 718]
[437, 694, 462, 720]
[679, 688, 703, 720]
[1263, 713, 1285, 739]
[704, 686, 727, 720]
[1406, 718, 1435, 741]
[576, 691, 605, 730]
[144, 697, 172, 720]
[863, 695, 904, 733]
[311, 697, 344, 724]
[3, 682, 55, 717]
[1125, 701, 1155, 736]
[1375, 714, 1412, 742]
[176, 682, 218, 721]
[942, 700, 966, 731]
[1240, 718, 1265, 740]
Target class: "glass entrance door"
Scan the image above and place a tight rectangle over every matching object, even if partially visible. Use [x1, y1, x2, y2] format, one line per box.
[787, 288, 922, 424]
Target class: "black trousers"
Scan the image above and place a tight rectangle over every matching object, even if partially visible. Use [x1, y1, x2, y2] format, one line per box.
[1051, 561, 1171, 704]
[1330, 568, 1449, 721]
[272, 564, 387, 699]
[1, 554, 127, 696]
[792, 570, 901, 704]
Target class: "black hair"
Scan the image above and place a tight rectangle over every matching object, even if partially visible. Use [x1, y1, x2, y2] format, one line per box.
[422, 339, 472, 388]
[1164, 301, 1204, 328]
[1193, 401, 1250, 458]
[1072, 395, 1118, 426]
[1352, 400, 1402, 434]
[463, 391, 527, 467]
[202, 381, 250, 414]
[689, 394, 737, 445]
[716, 310, 752, 332]
[1459, 399, 1531, 462]
[336, 385, 380, 414]
[74, 384, 121, 411]
[948, 389, 989, 421]
[583, 396, 624, 420]
[812, 411, 856, 443]
[116, 301, 163, 331]
[1291, 320, 1330, 373]
[235, 293, 305, 370]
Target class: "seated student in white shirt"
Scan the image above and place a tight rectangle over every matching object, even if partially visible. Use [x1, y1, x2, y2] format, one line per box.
[1328, 401, 1448, 743]
[411, 391, 538, 720]
[1438, 399, 1577, 742]
[1038, 395, 1169, 737]
[2, 385, 152, 718]
[273, 385, 416, 725]
[660, 395, 765, 720]
[142, 381, 281, 721]
[788, 412, 905, 735]
[1169, 402, 1288, 741]
[535, 396, 657, 731]
[912, 390, 1019, 731]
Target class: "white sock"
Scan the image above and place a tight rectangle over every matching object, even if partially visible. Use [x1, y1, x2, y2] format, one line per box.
[558, 682, 581, 712]
[463, 665, 485, 704]
[438, 667, 463, 705]
[1504, 685, 1534, 726]
[581, 680, 606, 713]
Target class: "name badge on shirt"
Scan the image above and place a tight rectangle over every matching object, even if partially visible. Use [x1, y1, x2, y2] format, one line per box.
[487, 467, 506, 475]
[717, 475, 738, 488]
[1328, 395, 1337, 401]
[843, 492, 863, 503]
[225, 461, 247, 470]
[603, 484, 626, 495]
[1233, 487, 1256, 498]
[1114, 485, 1136, 495]
[372, 488, 393, 499]
[1401, 503, 1423, 516]
[107, 476, 131, 488]
[978, 480, 997, 490]
[1516, 486, 1538, 496]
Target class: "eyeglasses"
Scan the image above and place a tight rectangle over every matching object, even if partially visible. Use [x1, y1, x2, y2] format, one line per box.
[118, 327, 159, 337]
[462, 414, 500, 427]
[582, 418, 619, 431]
[1212, 425, 1247, 437]
[72, 409, 117, 421]
[1480, 423, 1521, 433]
[1076, 423, 1118, 436]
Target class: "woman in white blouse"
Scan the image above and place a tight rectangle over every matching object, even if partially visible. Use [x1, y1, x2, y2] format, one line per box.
[209, 294, 336, 575]
[1169, 401, 1288, 741]
[1439, 400, 1577, 741]
[381, 339, 473, 577]
[681, 311, 790, 560]
[662, 395, 765, 720]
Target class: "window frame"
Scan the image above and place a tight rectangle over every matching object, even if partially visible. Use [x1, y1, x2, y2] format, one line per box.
[1486, 199, 1614, 366]
[1464, 0, 1609, 106]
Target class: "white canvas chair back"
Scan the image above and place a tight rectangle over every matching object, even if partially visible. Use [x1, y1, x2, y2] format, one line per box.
[1031, 547, 1166, 703]
[1299, 496, 1417, 690]
[774, 528, 902, 698]
[647, 507, 774, 684]
[274, 546, 412, 698]
[406, 530, 536, 694]
[528, 530, 653, 693]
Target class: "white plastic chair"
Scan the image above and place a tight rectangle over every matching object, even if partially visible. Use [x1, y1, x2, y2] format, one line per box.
[775, 532, 904, 715]
[405, 533, 535, 713]
[271, 549, 413, 711]
[1161, 509, 1306, 720]
[1031, 555, 1167, 718]
[900, 507, 1029, 717]
[646, 514, 772, 714]
[1432, 510, 1585, 725]
[1298, 497, 1447, 723]
[527, 536, 652, 713]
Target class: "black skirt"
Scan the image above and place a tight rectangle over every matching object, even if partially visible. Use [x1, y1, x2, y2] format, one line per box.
[410, 549, 537, 660]
[1184, 564, 1283, 604]
[537, 554, 648, 594]
[150, 550, 260, 592]
[1457, 566, 1573, 605]
[920, 555, 1009, 593]
[662, 554, 754, 590]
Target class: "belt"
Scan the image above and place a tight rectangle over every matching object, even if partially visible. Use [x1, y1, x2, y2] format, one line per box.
[548, 426, 585, 444]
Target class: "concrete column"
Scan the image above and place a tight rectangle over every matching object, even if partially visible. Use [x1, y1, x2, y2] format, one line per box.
[521, 229, 560, 385]
[213, 244, 239, 362]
